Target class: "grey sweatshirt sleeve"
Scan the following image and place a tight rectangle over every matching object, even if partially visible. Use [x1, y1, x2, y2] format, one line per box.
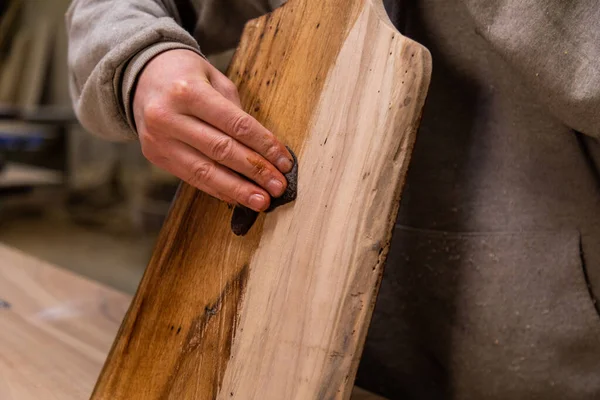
[462, 0, 600, 138]
[66, 0, 204, 140]
[66, 0, 276, 141]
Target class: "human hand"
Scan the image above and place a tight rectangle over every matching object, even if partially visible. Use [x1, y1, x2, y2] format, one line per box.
[133, 49, 293, 212]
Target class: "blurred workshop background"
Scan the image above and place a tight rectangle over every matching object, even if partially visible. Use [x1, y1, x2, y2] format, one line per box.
[0, 0, 233, 293]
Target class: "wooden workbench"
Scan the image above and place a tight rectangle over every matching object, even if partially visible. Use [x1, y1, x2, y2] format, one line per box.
[0, 243, 129, 399]
[0, 243, 385, 399]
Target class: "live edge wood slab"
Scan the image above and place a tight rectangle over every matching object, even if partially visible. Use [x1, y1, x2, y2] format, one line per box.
[92, 0, 431, 398]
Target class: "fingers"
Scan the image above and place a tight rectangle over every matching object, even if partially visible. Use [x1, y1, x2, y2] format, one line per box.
[172, 114, 288, 197]
[147, 139, 271, 212]
[176, 81, 294, 174]
[133, 51, 293, 211]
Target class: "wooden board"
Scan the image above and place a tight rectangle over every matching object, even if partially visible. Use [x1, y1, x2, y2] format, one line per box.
[0, 244, 384, 400]
[92, 0, 431, 398]
[0, 243, 130, 400]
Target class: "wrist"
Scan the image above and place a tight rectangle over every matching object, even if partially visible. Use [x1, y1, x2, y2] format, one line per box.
[122, 43, 205, 135]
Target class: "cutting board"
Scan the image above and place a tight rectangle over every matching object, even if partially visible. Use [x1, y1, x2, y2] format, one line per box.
[91, 0, 431, 398]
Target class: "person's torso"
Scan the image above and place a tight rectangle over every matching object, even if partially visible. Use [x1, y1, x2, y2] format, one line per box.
[358, 1, 600, 399]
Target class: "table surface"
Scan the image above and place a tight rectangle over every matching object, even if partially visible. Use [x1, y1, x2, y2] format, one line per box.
[0, 243, 130, 400]
[0, 243, 385, 400]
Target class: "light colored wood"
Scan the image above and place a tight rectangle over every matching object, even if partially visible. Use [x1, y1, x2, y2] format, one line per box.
[0, 244, 130, 400]
[93, 0, 431, 398]
[0, 244, 386, 399]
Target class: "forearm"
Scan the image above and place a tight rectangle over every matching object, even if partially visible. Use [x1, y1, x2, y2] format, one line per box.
[67, 0, 204, 141]
[67, 0, 285, 142]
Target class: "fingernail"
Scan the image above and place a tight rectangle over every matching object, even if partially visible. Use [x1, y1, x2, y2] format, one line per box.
[248, 194, 266, 211]
[267, 179, 285, 196]
[277, 156, 293, 173]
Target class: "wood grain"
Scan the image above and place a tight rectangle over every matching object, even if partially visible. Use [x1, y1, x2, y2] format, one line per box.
[0, 245, 385, 400]
[0, 244, 130, 400]
[92, 0, 431, 398]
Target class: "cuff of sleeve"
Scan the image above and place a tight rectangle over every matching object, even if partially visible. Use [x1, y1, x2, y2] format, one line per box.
[121, 42, 205, 135]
